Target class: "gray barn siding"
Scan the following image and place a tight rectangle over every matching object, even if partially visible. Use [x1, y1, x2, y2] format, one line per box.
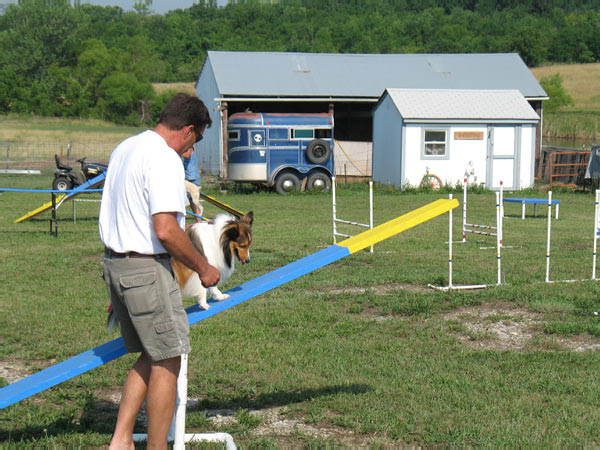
[372, 95, 403, 187]
[195, 59, 222, 175]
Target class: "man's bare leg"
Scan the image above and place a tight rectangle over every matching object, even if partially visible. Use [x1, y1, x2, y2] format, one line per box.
[146, 356, 181, 449]
[109, 353, 152, 450]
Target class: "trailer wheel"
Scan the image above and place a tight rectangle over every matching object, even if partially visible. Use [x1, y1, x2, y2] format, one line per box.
[305, 139, 331, 165]
[306, 171, 331, 192]
[275, 171, 300, 195]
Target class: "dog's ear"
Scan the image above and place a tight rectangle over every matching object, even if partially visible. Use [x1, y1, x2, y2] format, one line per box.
[225, 223, 240, 241]
[242, 211, 254, 226]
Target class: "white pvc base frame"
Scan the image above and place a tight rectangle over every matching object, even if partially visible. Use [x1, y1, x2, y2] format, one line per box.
[132, 354, 236, 450]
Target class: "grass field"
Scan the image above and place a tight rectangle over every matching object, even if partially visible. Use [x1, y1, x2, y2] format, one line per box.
[1, 174, 600, 447]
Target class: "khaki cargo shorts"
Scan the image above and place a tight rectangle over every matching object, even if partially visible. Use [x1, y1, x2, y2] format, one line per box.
[103, 256, 191, 362]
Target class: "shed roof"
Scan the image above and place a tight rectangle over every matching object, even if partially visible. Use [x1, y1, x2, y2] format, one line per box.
[205, 51, 547, 100]
[383, 88, 540, 122]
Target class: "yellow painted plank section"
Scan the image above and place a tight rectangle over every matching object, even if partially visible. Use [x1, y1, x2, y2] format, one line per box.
[199, 192, 245, 218]
[14, 194, 66, 223]
[338, 198, 459, 254]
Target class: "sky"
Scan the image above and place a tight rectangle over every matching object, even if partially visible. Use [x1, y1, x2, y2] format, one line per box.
[4, 0, 227, 14]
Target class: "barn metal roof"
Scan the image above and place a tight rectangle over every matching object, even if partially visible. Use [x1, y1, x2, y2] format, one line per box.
[205, 51, 548, 100]
[384, 88, 540, 122]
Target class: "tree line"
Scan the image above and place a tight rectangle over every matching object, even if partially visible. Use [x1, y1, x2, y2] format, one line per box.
[0, 0, 598, 125]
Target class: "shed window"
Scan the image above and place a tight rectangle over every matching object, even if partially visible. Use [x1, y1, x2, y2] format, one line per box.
[423, 130, 448, 158]
[292, 129, 314, 139]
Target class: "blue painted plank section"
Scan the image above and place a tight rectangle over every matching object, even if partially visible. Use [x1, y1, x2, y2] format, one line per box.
[0, 339, 127, 409]
[187, 245, 350, 325]
[0, 245, 350, 409]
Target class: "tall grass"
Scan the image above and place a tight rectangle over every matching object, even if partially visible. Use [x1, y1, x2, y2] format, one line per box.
[1, 175, 600, 446]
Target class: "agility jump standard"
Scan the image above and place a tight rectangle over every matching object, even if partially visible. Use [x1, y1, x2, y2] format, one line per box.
[0, 197, 457, 411]
[430, 192, 502, 290]
[332, 175, 374, 253]
[462, 177, 504, 243]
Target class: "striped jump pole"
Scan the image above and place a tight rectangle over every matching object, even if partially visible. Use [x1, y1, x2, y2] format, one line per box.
[448, 194, 454, 288]
[496, 191, 502, 285]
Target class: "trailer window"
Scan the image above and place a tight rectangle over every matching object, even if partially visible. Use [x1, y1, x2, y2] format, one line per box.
[422, 129, 448, 159]
[315, 128, 332, 139]
[228, 130, 240, 141]
[292, 129, 314, 139]
[269, 128, 288, 140]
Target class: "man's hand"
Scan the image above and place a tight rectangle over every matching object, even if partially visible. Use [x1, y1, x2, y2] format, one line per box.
[198, 263, 220, 288]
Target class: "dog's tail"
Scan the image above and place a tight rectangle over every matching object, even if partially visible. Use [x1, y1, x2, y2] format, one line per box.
[107, 303, 118, 336]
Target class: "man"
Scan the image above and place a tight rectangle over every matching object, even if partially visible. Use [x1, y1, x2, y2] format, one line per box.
[99, 93, 220, 449]
[181, 144, 203, 222]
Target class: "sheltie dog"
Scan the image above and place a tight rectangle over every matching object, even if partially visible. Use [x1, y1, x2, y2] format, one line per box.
[171, 211, 254, 310]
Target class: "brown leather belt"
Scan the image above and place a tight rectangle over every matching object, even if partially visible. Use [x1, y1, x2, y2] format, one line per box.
[104, 247, 169, 259]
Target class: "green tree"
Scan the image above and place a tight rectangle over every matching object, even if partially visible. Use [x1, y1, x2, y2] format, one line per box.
[540, 73, 574, 112]
[96, 72, 154, 125]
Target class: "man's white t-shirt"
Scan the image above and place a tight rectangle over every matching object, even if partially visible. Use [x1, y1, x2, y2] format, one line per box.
[99, 130, 186, 254]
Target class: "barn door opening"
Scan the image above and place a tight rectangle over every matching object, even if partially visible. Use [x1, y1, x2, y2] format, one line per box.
[487, 126, 517, 190]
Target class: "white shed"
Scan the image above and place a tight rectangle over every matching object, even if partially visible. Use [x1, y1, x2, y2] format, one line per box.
[372, 88, 540, 190]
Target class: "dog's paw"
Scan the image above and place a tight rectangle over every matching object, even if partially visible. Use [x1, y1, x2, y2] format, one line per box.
[214, 293, 230, 302]
[198, 301, 210, 310]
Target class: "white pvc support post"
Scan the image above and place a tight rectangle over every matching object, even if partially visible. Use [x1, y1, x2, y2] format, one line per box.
[133, 353, 236, 450]
[171, 353, 188, 449]
[332, 176, 337, 244]
[499, 181, 504, 245]
[462, 177, 467, 242]
[495, 191, 502, 285]
[369, 180, 374, 253]
[593, 189, 600, 280]
[499, 180, 504, 224]
[449, 193, 453, 288]
[545, 191, 553, 283]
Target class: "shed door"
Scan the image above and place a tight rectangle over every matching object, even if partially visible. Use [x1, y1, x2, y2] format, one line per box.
[487, 126, 517, 190]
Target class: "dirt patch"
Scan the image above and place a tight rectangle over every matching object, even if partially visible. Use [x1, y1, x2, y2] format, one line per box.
[444, 303, 600, 352]
[0, 358, 56, 384]
[188, 404, 380, 447]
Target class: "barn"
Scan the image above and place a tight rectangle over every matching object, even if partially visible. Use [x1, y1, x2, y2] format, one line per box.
[195, 51, 547, 179]
[372, 88, 540, 190]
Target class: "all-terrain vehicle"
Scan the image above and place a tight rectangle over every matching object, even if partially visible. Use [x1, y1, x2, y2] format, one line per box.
[53, 154, 108, 191]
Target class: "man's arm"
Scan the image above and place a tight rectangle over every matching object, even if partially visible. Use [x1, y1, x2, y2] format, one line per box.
[153, 212, 220, 288]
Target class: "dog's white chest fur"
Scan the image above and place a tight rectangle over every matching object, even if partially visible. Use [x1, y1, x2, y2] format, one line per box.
[182, 215, 239, 309]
